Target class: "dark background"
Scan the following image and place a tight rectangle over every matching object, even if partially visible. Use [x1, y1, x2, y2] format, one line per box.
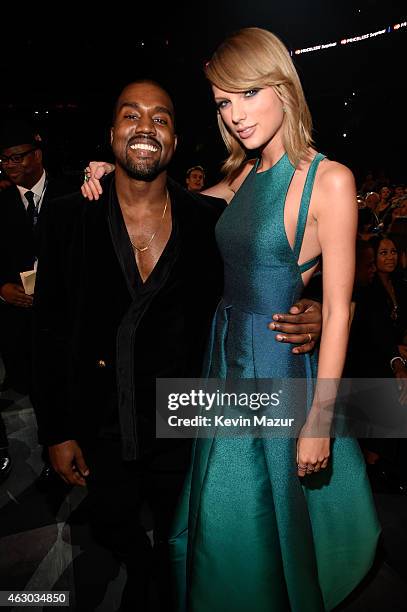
[0, 1, 406, 187]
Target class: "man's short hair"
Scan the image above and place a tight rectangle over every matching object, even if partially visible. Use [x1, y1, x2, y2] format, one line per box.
[112, 79, 175, 126]
[186, 165, 205, 179]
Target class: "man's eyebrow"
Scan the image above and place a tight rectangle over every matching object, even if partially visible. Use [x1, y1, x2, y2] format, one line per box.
[154, 105, 174, 119]
[119, 102, 174, 119]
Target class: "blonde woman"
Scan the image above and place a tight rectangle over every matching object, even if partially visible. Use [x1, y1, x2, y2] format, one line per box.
[169, 28, 380, 612]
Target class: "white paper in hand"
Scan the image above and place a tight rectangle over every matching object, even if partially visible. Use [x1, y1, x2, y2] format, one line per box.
[20, 270, 36, 295]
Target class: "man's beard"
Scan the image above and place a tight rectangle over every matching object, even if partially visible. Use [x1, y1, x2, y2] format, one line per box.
[118, 151, 163, 182]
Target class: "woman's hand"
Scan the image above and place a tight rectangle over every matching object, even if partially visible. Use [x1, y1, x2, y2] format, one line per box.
[296, 435, 330, 477]
[81, 161, 115, 200]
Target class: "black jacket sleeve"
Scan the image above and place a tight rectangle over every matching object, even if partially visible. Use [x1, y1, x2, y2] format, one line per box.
[32, 195, 83, 445]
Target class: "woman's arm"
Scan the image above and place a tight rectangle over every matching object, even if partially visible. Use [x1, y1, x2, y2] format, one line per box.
[81, 162, 115, 200]
[316, 162, 357, 380]
[297, 161, 357, 476]
[81, 158, 256, 203]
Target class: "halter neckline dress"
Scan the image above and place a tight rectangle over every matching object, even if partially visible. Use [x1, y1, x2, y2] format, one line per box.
[170, 152, 380, 612]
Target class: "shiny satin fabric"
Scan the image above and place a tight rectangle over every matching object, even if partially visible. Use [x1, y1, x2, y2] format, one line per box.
[170, 153, 380, 611]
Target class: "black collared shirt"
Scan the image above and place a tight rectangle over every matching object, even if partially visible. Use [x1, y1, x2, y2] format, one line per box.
[100, 178, 225, 459]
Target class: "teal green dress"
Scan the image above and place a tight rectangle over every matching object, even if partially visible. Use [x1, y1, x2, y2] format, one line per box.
[170, 153, 380, 611]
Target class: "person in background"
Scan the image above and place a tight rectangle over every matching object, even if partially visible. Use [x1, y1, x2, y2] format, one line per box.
[376, 186, 393, 220]
[185, 165, 205, 192]
[364, 191, 380, 213]
[390, 194, 407, 223]
[390, 202, 407, 273]
[0, 119, 75, 490]
[357, 208, 378, 241]
[347, 237, 407, 494]
[392, 185, 405, 201]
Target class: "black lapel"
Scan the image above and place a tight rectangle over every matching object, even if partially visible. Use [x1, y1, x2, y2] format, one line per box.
[76, 180, 133, 310]
[107, 176, 138, 299]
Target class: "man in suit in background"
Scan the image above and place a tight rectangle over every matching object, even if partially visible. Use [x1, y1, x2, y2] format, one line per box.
[0, 119, 75, 487]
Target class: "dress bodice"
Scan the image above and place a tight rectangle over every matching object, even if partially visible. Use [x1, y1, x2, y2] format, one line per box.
[215, 152, 323, 314]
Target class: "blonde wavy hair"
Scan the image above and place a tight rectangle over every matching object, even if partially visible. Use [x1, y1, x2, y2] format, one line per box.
[205, 27, 314, 176]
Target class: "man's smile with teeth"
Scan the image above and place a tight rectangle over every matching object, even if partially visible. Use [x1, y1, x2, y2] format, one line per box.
[130, 143, 159, 152]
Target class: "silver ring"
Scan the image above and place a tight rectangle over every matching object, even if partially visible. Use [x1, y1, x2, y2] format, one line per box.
[84, 169, 90, 183]
[307, 333, 312, 343]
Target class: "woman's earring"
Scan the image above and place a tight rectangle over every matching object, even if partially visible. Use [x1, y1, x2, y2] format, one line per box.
[282, 106, 287, 113]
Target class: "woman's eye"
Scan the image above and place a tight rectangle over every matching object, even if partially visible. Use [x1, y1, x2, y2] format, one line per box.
[216, 100, 229, 110]
[244, 89, 259, 97]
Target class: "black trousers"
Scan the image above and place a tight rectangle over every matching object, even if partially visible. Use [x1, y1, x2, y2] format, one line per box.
[0, 302, 32, 394]
[81, 438, 189, 612]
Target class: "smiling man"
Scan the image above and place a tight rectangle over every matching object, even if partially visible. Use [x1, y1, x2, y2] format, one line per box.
[33, 80, 322, 611]
[33, 80, 226, 611]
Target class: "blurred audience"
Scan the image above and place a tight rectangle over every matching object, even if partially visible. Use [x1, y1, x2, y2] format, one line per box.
[347, 237, 407, 494]
[364, 191, 380, 213]
[357, 208, 378, 241]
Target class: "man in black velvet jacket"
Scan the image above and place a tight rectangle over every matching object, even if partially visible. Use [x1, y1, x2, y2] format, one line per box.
[33, 80, 321, 611]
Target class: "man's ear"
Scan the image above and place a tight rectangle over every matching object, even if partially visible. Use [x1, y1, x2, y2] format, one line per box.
[34, 148, 43, 164]
[34, 134, 43, 162]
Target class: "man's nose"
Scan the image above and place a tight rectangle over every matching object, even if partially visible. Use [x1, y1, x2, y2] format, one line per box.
[135, 114, 157, 133]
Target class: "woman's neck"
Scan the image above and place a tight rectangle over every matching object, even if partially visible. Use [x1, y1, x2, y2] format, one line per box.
[378, 271, 390, 285]
[259, 134, 285, 171]
[378, 272, 397, 303]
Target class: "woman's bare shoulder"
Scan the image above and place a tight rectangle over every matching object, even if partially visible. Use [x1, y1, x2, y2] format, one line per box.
[311, 156, 356, 219]
[202, 159, 256, 204]
[315, 158, 355, 194]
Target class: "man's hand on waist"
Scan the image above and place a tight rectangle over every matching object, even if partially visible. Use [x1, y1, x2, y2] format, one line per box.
[269, 299, 322, 355]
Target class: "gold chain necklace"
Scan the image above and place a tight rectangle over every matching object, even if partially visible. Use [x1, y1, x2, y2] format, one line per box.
[129, 189, 169, 253]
